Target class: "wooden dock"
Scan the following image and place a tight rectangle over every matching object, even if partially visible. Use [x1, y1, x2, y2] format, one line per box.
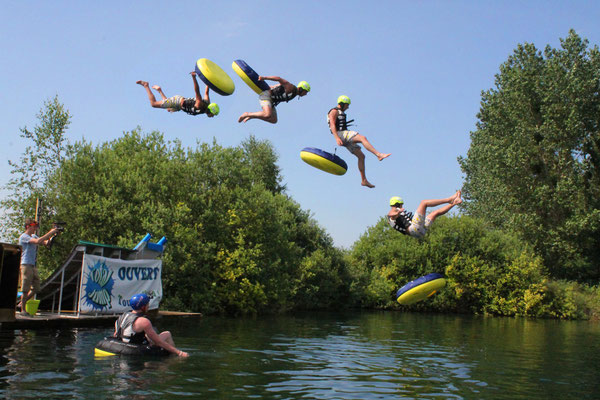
[0, 310, 202, 330]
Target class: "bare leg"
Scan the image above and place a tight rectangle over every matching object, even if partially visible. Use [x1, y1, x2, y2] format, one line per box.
[238, 105, 277, 124]
[136, 80, 163, 108]
[418, 190, 461, 218]
[352, 134, 391, 161]
[152, 85, 168, 101]
[21, 290, 33, 313]
[352, 149, 375, 188]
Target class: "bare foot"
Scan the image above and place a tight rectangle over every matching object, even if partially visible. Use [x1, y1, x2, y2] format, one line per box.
[152, 85, 161, 90]
[136, 80, 149, 87]
[452, 196, 463, 205]
[238, 113, 248, 123]
[361, 180, 375, 188]
[377, 153, 391, 161]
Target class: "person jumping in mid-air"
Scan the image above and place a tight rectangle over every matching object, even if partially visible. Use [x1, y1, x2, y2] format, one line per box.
[137, 72, 219, 117]
[328, 95, 391, 188]
[238, 76, 310, 124]
[388, 190, 462, 238]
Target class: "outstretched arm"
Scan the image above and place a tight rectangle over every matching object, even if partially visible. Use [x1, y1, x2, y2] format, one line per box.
[259, 75, 295, 92]
[190, 71, 202, 101]
[28, 228, 58, 245]
[328, 109, 344, 146]
[203, 85, 210, 103]
[137, 317, 188, 357]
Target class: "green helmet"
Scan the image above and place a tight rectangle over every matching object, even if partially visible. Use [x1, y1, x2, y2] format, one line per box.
[389, 196, 404, 206]
[207, 103, 220, 116]
[297, 81, 311, 92]
[337, 95, 351, 105]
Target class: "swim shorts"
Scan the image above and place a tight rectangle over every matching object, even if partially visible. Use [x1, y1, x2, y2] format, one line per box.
[337, 130, 360, 153]
[160, 95, 184, 111]
[407, 213, 432, 239]
[259, 90, 273, 108]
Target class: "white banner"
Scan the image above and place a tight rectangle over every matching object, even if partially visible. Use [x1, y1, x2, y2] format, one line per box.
[79, 254, 162, 314]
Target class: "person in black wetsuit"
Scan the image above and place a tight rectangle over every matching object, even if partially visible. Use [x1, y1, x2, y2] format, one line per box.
[388, 191, 462, 239]
[238, 76, 310, 124]
[114, 293, 189, 357]
[136, 72, 219, 117]
[328, 95, 391, 188]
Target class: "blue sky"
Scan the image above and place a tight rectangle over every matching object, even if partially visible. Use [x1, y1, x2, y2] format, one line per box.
[1, 1, 599, 248]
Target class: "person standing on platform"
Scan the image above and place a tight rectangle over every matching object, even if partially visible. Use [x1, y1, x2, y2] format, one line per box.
[18, 218, 58, 315]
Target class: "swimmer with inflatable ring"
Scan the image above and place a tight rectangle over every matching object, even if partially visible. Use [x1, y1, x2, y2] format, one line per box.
[388, 190, 462, 238]
[328, 95, 391, 188]
[113, 294, 189, 357]
[137, 72, 220, 117]
[238, 76, 310, 124]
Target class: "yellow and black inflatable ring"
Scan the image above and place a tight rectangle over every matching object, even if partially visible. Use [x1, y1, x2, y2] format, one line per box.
[232, 59, 271, 95]
[94, 337, 170, 357]
[395, 273, 446, 305]
[300, 147, 348, 176]
[195, 58, 235, 96]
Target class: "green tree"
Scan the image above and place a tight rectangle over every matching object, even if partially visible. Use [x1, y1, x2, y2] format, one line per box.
[44, 130, 350, 314]
[1, 96, 71, 247]
[458, 30, 600, 282]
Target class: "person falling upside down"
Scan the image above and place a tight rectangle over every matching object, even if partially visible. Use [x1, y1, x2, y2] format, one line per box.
[328, 95, 391, 188]
[238, 77, 310, 124]
[136, 71, 219, 117]
[388, 190, 463, 239]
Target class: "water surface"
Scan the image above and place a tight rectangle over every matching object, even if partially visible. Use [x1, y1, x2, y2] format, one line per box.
[1, 311, 599, 399]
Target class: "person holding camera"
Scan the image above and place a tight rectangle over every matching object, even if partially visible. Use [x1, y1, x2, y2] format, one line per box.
[18, 218, 59, 315]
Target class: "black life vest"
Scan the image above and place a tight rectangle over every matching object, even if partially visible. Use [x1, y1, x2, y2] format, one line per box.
[270, 85, 297, 107]
[328, 107, 354, 132]
[388, 208, 413, 235]
[115, 312, 147, 344]
[181, 98, 207, 116]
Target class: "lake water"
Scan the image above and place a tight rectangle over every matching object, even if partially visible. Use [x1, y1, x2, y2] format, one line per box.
[1, 311, 599, 399]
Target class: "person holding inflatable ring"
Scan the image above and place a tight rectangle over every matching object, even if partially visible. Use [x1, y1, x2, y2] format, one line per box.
[136, 72, 219, 117]
[114, 293, 189, 357]
[327, 95, 391, 188]
[388, 191, 462, 238]
[238, 77, 310, 124]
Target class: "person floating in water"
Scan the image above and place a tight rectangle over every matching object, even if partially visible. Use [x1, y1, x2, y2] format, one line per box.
[114, 294, 189, 357]
[327, 95, 391, 188]
[238, 76, 310, 124]
[388, 190, 462, 238]
[137, 72, 219, 117]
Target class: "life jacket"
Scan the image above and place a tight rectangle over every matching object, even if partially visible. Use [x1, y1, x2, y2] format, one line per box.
[327, 107, 354, 132]
[181, 98, 207, 116]
[270, 85, 297, 107]
[388, 208, 413, 235]
[115, 312, 147, 344]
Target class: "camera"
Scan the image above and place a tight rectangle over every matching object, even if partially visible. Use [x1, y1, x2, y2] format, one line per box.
[46, 222, 66, 249]
[53, 221, 66, 233]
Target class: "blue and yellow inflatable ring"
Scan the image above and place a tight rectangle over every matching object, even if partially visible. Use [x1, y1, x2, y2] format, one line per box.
[232, 59, 270, 95]
[195, 58, 235, 96]
[300, 147, 348, 176]
[395, 273, 446, 305]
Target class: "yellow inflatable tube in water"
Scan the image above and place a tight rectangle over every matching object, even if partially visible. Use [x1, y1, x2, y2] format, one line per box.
[195, 58, 235, 96]
[300, 147, 348, 176]
[395, 273, 446, 305]
[232, 59, 271, 95]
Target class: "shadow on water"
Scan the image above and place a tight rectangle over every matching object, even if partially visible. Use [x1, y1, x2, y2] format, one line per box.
[1, 311, 599, 399]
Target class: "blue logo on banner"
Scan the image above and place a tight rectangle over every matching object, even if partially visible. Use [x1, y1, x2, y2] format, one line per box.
[82, 260, 115, 311]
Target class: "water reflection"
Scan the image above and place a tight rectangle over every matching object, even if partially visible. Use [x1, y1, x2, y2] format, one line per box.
[1, 312, 599, 399]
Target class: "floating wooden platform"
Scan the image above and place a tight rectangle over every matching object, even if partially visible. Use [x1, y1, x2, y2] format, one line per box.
[0, 310, 202, 330]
